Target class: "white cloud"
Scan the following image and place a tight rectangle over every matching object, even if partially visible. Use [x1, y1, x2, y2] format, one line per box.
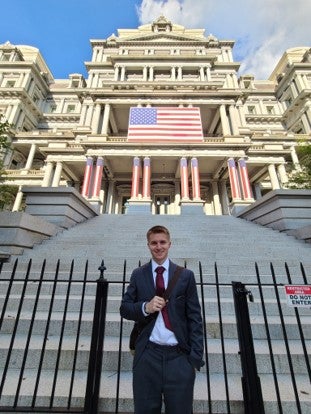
[137, 0, 311, 79]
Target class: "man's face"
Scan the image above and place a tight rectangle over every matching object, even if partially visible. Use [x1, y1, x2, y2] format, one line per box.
[147, 232, 171, 264]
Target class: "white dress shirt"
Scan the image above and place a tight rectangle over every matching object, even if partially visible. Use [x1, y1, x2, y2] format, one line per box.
[147, 258, 178, 346]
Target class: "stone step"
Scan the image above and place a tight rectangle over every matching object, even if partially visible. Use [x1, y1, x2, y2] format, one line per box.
[1, 293, 310, 317]
[1, 333, 310, 374]
[0, 368, 310, 414]
[1, 311, 310, 339]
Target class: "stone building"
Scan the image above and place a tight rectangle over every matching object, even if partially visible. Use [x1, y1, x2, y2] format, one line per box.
[0, 16, 310, 215]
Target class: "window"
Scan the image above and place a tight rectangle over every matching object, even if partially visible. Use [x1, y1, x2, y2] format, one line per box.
[67, 104, 76, 113]
[2, 52, 11, 61]
[6, 80, 15, 88]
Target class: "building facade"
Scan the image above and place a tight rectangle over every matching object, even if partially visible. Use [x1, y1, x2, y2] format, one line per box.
[1, 16, 310, 215]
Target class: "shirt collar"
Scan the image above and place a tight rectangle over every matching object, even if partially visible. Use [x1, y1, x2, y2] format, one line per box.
[151, 258, 170, 273]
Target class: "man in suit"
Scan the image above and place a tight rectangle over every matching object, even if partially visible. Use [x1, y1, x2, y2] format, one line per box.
[120, 225, 204, 414]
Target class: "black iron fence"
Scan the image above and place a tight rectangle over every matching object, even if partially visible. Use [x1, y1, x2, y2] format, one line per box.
[0, 258, 310, 413]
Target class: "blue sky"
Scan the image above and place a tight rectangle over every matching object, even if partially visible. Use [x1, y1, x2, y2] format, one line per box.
[1, 0, 310, 80]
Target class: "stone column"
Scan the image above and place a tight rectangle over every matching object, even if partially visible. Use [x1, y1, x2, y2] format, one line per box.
[301, 113, 310, 133]
[199, 66, 205, 81]
[277, 164, 289, 187]
[227, 158, 241, 200]
[205, 65, 211, 81]
[268, 164, 280, 190]
[212, 181, 222, 215]
[174, 181, 181, 214]
[191, 158, 201, 200]
[229, 105, 239, 135]
[238, 159, 253, 200]
[180, 157, 189, 199]
[21, 143, 36, 175]
[177, 66, 182, 81]
[143, 66, 148, 81]
[171, 66, 176, 81]
[91, 103, 101, 134]
[92, 157, 104, 197]
[12, 186, 23, 212]
[114, 66, 120, 81]
[79, 104, 88, 126]
[148, 66, 154, 81]
[219, 180, 229, 215]
[81, 157, 94, 197]
[290, 146, 301, 171]
[220, 104, 231, 135]
[51, 161, 63, 187]
[120, 66, 126, 81]
[142, 157, 151, 199]
[101, 103, 111, 135]
[130, 157, 141, 199]
[105, 180, 115, 214]
[42, 161, 54, 187]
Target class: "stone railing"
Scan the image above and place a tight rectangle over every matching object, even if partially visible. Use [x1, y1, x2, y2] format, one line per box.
[0, 187, 99, 256]
[236, 189, 311, 243]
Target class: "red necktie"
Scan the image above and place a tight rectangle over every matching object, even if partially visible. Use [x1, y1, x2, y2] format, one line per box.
[155, 266, 172, 331]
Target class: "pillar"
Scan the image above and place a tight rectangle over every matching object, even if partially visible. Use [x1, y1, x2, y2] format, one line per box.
[220, 104, 230, 135]
[238, 159, 253, 200]
[81, 157, 94, 197]
[277, 164, 289, 187]
[268, 164, 280, 190]
[92, 157, 104, 197]
[142, 157, 151, 199]
[191, 158, 201, 200]
[227, 158, 241, 200]
[148, 66, 154, 81]
[12, 186, 23, 212]
[91, 103, 101, 134]
[130, 157, 141, 199]
[21, 143, 36, 174]
[42, 161, 54, 187]
[290, 146, 301, 171]
[174, 181, 181, 214]
[51, 161, 63, 187]
[180, 157, 189, 199]
[229, 105, 239, 135]
[101, 103, 111, 135]
[114, 66, 120, 81]
[212, 181, 222, 215]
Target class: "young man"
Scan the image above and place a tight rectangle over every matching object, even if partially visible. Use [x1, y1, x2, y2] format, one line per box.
[120, 225, 204, 414]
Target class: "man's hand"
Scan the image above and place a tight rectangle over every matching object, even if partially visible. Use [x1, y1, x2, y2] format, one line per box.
[145, 296, 167, 313]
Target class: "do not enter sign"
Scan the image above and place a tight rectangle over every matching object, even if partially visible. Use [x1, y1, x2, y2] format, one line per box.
[284, 285, 311, 307]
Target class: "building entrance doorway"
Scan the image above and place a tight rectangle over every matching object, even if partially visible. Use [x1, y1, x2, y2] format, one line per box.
[155, 195, 170, 215]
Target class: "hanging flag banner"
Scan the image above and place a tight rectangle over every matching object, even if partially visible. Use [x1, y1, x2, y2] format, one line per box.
[127, 106, 203, 142]
[284, 285, 311, 307]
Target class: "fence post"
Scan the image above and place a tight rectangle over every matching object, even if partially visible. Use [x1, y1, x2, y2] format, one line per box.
[84, 260, 109, 414]
[232, 281, 265, 414]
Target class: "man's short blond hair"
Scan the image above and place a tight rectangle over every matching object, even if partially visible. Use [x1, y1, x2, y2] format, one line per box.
[146, 225, 170, 242]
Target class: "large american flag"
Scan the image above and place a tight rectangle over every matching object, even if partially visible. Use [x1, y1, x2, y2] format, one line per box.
[127, 107, 203, 142]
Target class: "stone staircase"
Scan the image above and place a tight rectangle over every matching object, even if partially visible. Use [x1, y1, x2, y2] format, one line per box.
[0, 214, 311, 413]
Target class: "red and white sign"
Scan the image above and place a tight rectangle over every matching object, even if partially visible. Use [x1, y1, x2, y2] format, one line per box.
[284, 285, 311, 307]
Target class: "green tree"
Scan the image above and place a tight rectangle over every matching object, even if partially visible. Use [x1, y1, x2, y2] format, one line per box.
[287, 141, 311, 189]
[0, 116, 18, 209]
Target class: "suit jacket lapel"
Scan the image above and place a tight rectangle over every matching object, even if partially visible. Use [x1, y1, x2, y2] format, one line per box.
[143, 261, 155, 298]
[168, 260, 177, 283]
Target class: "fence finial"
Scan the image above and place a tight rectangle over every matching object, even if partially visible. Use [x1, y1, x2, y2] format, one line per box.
[98, 260, 107, 279]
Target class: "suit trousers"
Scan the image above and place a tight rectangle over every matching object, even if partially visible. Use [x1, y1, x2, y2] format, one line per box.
[133, 341, 195, 414]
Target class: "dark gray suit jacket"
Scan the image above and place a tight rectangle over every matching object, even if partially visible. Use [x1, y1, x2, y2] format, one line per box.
[120, 260, 204, 370]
